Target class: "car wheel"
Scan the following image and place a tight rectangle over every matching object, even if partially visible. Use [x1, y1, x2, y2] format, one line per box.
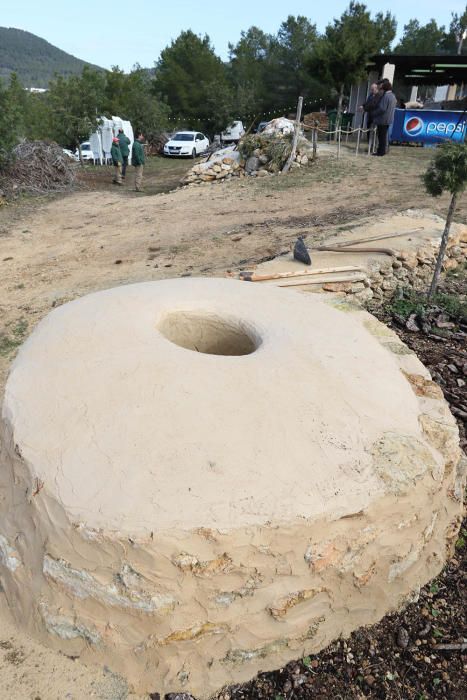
[191, 149, 196, 159]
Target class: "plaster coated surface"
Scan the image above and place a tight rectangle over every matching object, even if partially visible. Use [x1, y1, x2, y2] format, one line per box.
[0, 278, 464, 697]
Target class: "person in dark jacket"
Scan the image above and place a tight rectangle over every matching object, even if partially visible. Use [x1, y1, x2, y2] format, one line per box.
[371, 79, 397, 156]
[131, 133, 146, 192]
[117, 128, 131, 180]
[110, 137, 123, 184]
[361, 82, 381, 141]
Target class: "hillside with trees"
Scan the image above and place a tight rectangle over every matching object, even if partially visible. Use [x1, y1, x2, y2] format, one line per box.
[0, 27, 103, 88]
[0, 2, 466, 166]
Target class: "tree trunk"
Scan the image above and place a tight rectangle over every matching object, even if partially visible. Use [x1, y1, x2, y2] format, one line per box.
[428, 192, 458, 299]
[78, 142, 84, 166]
[457, 30, 465, 55]
[336, 84, 345, 122]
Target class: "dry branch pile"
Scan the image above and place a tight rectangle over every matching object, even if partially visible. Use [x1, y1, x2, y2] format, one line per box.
[146, 133, 170, 156]
[303, 111, 328, 130]
[0, 141, 77, 196]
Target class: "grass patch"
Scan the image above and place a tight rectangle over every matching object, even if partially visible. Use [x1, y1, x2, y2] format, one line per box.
[257, 157, 359, 193]
[0, 318, 28, 357]
[388, 288, 467, 324]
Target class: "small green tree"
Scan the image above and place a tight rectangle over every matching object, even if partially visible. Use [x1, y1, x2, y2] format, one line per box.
[154, 30, 233, 132]
[123, 66, 171, 139]
[423, 142, 467, 298]
[48, 67, 106, 161]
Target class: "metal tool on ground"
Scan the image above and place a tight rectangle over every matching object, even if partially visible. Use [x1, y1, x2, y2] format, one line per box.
[316, 227, 424, 249]
[338, 227, 424, 246]
[315, 245, 395, 256]
[239, 265, 362, 282]
[293, 236, 312, 266]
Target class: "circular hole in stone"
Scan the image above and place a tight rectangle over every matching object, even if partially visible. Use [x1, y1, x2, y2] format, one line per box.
[157, 311, 259, 356]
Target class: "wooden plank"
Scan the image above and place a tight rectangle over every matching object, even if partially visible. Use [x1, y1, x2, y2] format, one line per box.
[240, 265, 362, 282]
[278, 274, 367, 288]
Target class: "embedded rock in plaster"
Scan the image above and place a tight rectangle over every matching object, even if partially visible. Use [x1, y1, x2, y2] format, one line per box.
[0, 278, 464, 698]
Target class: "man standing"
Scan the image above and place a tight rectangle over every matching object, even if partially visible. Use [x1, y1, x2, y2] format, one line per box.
[117, 128, 131, 180]
[110, 137, 123, 185]
[361, 82, 380, 141]
[132, 133, 145, 192]
[371, 79, 397, 157]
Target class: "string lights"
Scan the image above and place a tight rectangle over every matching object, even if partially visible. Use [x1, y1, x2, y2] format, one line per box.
[165, 98, 326, 124]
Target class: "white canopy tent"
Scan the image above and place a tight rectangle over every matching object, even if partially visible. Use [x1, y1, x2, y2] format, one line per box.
[89, 116, 134, 163]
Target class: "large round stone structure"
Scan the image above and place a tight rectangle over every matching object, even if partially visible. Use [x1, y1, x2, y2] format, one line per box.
[0, 278, 464, 698]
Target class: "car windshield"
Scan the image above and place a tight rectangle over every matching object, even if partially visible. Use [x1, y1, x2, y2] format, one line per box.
[81, 144, 91, 150]
[173, 133, 194, 141]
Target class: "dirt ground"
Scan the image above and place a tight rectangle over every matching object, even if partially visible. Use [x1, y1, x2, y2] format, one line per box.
[0, 147, 466, 699]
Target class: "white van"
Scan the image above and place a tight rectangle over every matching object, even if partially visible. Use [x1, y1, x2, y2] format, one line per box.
[74, 142, 95, 161]
[221, 120, 245, 143]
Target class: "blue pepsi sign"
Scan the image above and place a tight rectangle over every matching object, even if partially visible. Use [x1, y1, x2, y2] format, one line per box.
[391, 109, 466, 145]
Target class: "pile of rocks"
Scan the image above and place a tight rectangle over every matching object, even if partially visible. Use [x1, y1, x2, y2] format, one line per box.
[182, 155, 243, 185]
[243, 143, 311, 177]
[181, 145, 312, 186]
[181, 121, 314, 186]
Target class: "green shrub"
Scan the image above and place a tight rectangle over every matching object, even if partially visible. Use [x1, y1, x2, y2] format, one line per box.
[238, 132, 294, 168]
[389, 288, 467, 324]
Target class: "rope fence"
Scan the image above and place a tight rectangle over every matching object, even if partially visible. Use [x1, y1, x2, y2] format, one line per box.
[308, 124, 378, 159]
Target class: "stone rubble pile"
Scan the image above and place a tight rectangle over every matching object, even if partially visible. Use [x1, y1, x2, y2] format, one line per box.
[181, 149, 243, 185]
[320, 224, 467, 304]
[181, 119, 314, 186]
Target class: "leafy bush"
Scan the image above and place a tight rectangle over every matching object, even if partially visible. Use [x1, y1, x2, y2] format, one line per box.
[238, 132, 293, 167]
[389, 287, 467, 324]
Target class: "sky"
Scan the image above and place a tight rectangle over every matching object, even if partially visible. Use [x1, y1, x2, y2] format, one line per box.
[2, 0, 466, 71]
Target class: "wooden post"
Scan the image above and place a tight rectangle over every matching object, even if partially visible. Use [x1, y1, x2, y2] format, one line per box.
[367, 127, 373, 156]
[282, 96, 304, 174]
[355, 126, 361, 156]
[312, 125, 317, 159]
[337, 125, 341, 159]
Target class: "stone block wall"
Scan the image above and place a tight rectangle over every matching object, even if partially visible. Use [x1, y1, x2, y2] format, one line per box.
[321, 228, 467, 304]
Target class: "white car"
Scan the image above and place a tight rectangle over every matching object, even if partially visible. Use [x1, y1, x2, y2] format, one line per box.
[221, 120, 245, 143]
[62, 148, 79, 161]
[163, 132, 209, 158]
[74, 142, 95, 161]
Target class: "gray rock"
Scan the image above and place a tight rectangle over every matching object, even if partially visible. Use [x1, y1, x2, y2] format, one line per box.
[406, 314, 420, 332]
[293, 237, 311, 266]
[397, 626, 410, 648]
[245, 156, 260, 173]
